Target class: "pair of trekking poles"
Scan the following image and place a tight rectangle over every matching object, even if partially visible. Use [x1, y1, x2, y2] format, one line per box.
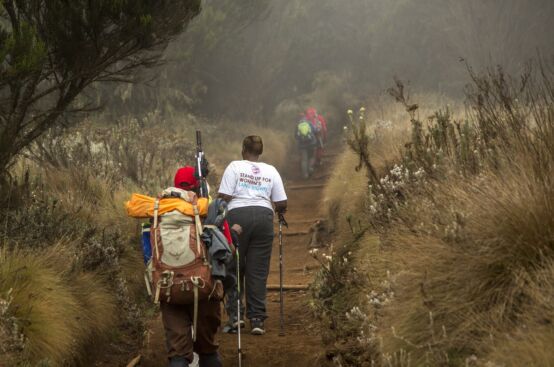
[235, 213, 287, 367]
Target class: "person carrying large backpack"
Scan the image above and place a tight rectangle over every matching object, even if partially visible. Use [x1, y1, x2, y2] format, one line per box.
[127, 165, 232, 367]
[295, 117, 317, 179]
[217, 136, 288, 336]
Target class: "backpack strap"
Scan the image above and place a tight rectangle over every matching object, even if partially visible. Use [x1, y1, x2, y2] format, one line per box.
[153, 199, 160, 261]
[193, 204, 207, 264]
[190, 276, 205, 342]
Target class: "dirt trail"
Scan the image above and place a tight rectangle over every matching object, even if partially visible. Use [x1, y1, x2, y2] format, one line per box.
[134, 151, 336, 367]
[217, 162, 331, 367]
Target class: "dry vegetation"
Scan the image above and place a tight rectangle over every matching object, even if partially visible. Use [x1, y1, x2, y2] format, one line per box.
[0, 112, 288, 366]
[313, 63, 554, 366]
[0, 166, 144, 367]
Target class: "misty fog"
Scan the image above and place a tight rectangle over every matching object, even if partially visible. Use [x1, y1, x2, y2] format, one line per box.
[101, 0, 554, 124]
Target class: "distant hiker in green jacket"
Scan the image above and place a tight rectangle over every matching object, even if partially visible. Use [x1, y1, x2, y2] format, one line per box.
[295, 116, 317, 179]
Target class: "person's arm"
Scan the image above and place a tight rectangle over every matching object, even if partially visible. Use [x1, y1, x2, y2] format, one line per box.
[274, 200, 287, 214]
[218, 193, 233, 202]
[319, 115, 328, 141]
[271, 169, 288, 214]
[217, 163, 236, 203]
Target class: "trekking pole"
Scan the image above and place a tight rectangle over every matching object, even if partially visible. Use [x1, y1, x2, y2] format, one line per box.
[236, 247, 242, 367]
[195, 130, 207, 198]
[278, 212, 288, 337]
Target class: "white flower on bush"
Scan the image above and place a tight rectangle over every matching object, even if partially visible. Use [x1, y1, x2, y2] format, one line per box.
[376, 119, 392, 130]
[369, 205, 377, 214]
[414, 167, 425, 178]
[390, 164, 403, 178]
[345, 306, 366, 321]
[0, 289, 25, 352]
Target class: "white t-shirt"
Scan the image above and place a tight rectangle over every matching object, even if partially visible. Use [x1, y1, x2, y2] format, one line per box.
[218, 160, 287, 211]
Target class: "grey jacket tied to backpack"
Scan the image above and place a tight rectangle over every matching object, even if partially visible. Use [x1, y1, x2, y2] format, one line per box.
[202, 199, 233, 279]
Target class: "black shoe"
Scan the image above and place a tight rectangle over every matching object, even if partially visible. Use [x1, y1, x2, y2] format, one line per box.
[250, 318, 265, 335]
[199, 352, 222, 367]
[169, 355, 189, 367]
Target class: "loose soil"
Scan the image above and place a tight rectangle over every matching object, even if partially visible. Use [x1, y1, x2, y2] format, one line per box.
[117, 151, 336, 367]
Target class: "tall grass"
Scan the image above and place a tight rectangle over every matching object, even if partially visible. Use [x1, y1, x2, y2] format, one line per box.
[314, 62, 554, 366]
[0, 165, 145, 366]
[0, 248, 117, 366]
[0, 111, 291, 366]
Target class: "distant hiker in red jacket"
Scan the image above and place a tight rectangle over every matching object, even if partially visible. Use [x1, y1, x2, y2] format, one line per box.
[305, 107, 327, 166]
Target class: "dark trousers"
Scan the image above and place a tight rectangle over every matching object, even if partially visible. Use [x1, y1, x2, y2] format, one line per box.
[160, 299, 221, 363]
[228, 206, 274, 320]
[299, 146, 316, 179]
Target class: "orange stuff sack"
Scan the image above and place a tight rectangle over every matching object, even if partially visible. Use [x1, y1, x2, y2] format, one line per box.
[126, 191, 209, 218]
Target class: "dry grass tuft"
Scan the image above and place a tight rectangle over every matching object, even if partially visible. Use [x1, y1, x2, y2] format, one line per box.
[485, 261, 554, 367]
[322, 149, 368, 236]
[0, 247, 117, 366]
[383, 165, 554, 362]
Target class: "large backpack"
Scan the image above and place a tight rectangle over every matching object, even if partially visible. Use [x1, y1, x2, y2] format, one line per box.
[139, 188, 215, 340]
[297, 119, 315, 144]
[311, 115, 323, 135]
[145, 188, 214, 301]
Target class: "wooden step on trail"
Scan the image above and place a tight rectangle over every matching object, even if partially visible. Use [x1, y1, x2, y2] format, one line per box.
[287, 183, 326, 190]
[287, 264, 322, 273]
[267, 284, 309, 291]
[312, 174, 330, 180]
[283, 230, 309, 237]
[296, 218, 325, 223]
[126, 355, 141, 367]
[275, 218, 325, 225]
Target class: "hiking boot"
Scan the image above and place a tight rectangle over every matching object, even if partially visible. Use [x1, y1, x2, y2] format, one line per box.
[222, 319, 245, 334]
[222, 321, 238, 334]
[250, 318, 265, 335]
[234, 319, 246, 329]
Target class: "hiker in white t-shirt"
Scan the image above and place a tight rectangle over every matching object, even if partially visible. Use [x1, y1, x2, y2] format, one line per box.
[218, 135, 287, 335]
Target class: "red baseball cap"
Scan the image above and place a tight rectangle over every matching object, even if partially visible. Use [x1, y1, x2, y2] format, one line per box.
[174, 166, 199, 190]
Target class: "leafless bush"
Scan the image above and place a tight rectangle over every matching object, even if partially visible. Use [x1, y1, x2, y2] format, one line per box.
[27, 110, 196, 190]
